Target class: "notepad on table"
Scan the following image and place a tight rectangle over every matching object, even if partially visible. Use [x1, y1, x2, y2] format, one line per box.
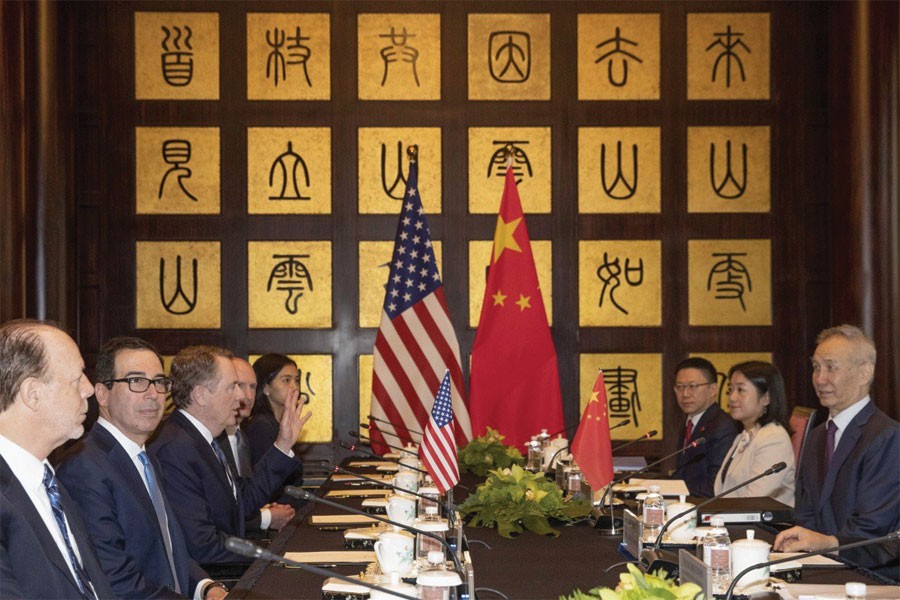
[309, 514, 379, 525]
[283, 550, 375, 566]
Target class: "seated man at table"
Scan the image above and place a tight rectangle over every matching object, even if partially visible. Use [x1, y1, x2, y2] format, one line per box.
[671, 357, 739, 497]
[775, 325, 900, 581]
[150, 345, 310, 565]
[58, 337, 228, 599]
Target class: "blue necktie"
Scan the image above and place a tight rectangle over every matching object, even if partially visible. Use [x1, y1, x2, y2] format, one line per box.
[211, 439, 237, 498]
[138, 451, 181, 593]
[42, 464, 94, 598]
[234, 429, 253, 478]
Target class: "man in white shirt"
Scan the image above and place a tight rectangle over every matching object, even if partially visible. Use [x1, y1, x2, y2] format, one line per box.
[0, 319, 114, 598]
[58, 336, 228, 599]
[775, 325, 900, 580]
[150, 345, 309, 565]
[216, 356, 295, 533]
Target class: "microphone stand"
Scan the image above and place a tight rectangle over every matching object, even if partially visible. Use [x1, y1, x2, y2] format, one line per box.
[593, 438, 707, 535]
[724, 531, 900, 600]
[367, 415, 424, 437]
[225, 537, 417, 600]
[351, 431, 418, 456]
[340, 441, 430, 476]
[612, 429, 658, 452]
[286, 486, 466, 577]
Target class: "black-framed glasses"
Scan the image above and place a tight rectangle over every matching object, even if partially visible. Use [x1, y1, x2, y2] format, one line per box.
[104, 376, 173, 393]
[673, 382, 713, 394]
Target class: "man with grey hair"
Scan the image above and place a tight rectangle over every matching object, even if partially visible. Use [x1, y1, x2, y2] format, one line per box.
[0, 319, 114, 598]
[775, 325, 900, 580]
[150, 345, 310, 566]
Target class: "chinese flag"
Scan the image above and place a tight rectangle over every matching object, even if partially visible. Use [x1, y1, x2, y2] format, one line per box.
[570, 370, 615, 490]
[469, 167, 565, 450]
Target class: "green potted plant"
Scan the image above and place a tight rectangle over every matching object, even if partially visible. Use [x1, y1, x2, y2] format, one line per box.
[457, 426, 524, 476]
[560, 564, 704, 600]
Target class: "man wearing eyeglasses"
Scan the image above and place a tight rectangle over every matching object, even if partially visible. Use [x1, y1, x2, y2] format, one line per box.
[671, 357, 739, 497]
[57, 337, 227, 599]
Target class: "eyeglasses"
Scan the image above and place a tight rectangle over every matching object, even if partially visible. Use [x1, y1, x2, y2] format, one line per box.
[104, 376, 173, 393]
[673, 382, 713, 394]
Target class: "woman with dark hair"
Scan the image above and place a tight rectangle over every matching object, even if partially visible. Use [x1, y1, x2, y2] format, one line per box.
[243, 353, 307, 475]
[714, 361, 796, 506]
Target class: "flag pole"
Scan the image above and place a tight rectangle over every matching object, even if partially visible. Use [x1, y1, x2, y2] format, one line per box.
[407, 143, 418, 162]
[504, 143, 514, 170]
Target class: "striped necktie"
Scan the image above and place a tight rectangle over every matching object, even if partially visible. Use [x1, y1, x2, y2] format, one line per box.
[42, 465, 95, 599]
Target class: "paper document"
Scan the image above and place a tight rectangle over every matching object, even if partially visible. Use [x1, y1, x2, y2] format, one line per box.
[283, 551, 375, 565]
[348, 461, 396, 468]
[324, 489, 392, 498]
[630, 479, 690, 496]
[775, 583, 900, 599]
[309, 514, 379, 525]
[769, 553, 845, 568]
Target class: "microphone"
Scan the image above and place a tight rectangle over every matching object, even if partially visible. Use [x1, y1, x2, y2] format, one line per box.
[285, 486, 466, 577]
[340, 441, 430, 476]
[610, 437, 707, 487]
[224, 536, 417, 600]
[350, 431, 417, 456]
[546, 419, 633, 469]
[650, 462, 788, 552]
[612, 429, 658, 452]
[360, 422, 417, 443]
[367, 415, 424, 437]
[326, 463, 455, 515]
[641, 462, 788, 576]
[723, 530, 900, 600]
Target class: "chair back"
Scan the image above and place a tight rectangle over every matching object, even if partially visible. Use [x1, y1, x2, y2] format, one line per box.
[789, 406, 817, 469]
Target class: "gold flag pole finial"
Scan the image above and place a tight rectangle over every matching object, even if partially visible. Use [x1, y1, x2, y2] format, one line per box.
[407, 144, 418, 163]
[504, 143, 515, 169]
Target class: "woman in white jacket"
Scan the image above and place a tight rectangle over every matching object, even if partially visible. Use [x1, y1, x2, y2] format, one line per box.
[714, 361, 796, 506]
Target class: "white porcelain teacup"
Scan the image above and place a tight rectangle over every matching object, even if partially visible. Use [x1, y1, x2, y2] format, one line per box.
[398, 455, 420, 473]
[665, 496, 697, 543]
[731, 530, 771, 592]
[386, 493, 417, 527]
[373, 529, 415, 577]
[393, 471, 420, 494]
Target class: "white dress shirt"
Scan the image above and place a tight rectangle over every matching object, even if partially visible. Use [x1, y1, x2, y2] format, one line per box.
[827, 395, 870, 450]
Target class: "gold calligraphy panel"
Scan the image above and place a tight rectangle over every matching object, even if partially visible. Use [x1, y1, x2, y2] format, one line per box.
[578, 127, 661, 213]
[468, 127, 552, 214]
[136, 241, 220, 329]
[690, 352, 773, 411]
[247, 128, 331, 214]
[468, 240, 552, 327]
[687, 13, 770, 100]
[358, 14, 441, 100]
[468, 14, 551, 101]
[580, 354, 663, 441]
[247, 241, 332, 328]
[135, 12, 219, 100]
[687, 126, 770, 213]
[246, 13, 330, 100]
[577, 14, 660, 100]
[249, 354, 332, 443]
[579, 241, 661, 327]
[688, 239, 771, 326]
[358, 241, 444, 328]
[359, 354, 373, 427]
[136, 127, 220, 214]
[358, 128, 442, 214]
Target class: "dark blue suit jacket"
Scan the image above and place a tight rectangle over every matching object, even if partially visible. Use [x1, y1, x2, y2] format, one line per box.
[0, 455, 115, 599]
[149, 410, 298, 565]
[674, 403, 739, 497]
[795, 400, 900, 579]
[57, 424, 208, 599]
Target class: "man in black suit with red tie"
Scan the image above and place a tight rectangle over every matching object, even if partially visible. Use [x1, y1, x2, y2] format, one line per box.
[0, 319, 114, 599]
[776, 325, 900, 581]
[672, 357, 739, 497]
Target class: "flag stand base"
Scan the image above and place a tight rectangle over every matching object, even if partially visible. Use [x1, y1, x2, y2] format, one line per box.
[591, 506, 623, 535]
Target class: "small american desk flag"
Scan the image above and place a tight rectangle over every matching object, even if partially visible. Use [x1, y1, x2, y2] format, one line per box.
[420, 370, 459, 493]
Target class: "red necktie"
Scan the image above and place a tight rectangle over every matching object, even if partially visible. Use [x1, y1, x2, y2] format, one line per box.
[684, 419, 694, 447]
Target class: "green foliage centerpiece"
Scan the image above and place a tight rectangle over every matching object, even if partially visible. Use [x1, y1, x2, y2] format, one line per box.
[457, 426, 524, 476]
[459, 464, 591, 538]
[560, 564, 703, 600]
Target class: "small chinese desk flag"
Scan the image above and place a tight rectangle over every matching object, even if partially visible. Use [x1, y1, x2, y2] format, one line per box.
[571, 370, 615, 490]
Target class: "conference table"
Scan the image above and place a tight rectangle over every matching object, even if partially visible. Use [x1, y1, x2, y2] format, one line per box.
[229, 465, 893, 599]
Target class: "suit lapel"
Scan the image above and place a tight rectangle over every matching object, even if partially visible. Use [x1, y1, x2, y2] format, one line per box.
[172, 411, 235, 499]
[0, 456, 84, 593]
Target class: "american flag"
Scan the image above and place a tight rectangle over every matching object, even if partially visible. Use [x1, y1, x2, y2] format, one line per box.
[420, 370, 460, 492]
[370, 157, 472, 455]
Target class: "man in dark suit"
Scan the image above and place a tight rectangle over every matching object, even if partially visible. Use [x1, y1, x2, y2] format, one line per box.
[215, 356, 294, 535]
[150, 345, 310, 565]
[0, 319, 114, 599]
[57, 337, 228, 599]
[776, 325, 900, 580]
[672, 357, 739, 497]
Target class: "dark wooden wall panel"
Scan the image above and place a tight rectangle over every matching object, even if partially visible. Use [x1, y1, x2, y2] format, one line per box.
[64, 0, 880, 467]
